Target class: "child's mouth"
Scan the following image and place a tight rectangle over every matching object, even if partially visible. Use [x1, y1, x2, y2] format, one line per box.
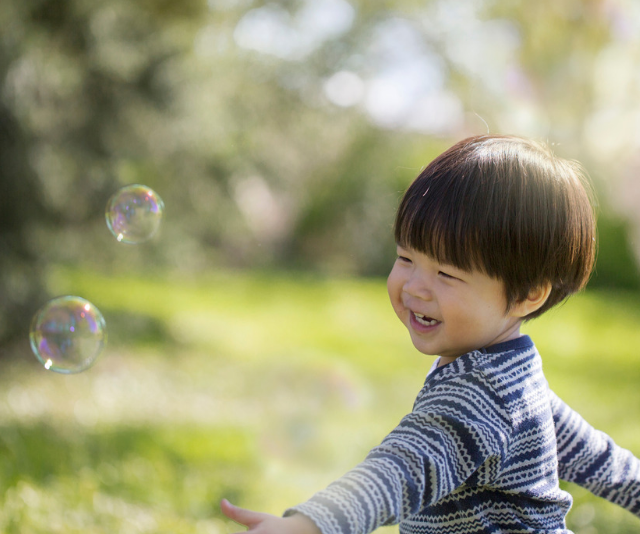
[412, 312, 440, 327]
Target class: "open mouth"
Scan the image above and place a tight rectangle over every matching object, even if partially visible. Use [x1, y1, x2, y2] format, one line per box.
[413, 312, 440, 326]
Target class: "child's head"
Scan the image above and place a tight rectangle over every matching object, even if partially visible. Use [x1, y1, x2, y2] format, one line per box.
[394, 135, 596, 320]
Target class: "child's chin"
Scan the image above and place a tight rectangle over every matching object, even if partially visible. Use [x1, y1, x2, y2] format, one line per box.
[411, 342, 440, 357]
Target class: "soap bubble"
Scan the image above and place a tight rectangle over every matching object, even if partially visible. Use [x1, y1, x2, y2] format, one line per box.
[105, 184, 164, 244]
[29, 296, 107, 374]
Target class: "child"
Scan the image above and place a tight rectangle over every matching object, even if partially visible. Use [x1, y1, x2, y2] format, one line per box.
[221, 135, 640, 533]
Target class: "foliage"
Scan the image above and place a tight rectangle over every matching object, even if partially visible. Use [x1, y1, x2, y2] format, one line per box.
[1, 268, 639, 533]
[3, 0, 640, 343]
[589, 211, 640, 291]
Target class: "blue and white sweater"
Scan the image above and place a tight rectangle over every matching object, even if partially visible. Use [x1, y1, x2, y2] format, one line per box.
[286, 336, 640, 534]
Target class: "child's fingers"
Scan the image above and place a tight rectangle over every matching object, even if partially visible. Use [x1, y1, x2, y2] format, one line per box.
[220, 499, 274, 529]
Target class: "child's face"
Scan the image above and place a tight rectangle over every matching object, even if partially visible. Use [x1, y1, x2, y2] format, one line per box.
[387, 246, 524, 361]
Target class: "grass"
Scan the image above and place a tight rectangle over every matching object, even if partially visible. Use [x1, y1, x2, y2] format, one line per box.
[1, 266, 639, 533]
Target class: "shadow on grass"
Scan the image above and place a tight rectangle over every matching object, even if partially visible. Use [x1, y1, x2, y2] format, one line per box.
[102, 310, 175, 347]
[0, 421, 254, 518]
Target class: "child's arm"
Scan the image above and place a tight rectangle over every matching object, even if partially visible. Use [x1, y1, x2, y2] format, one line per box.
[220, 499, 321, 534]
[549, 389, 640, 515]
[279, 396, 507, 534]
[221, 398, 505, 534]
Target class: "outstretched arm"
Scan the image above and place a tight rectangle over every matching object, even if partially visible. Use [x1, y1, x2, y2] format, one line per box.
[221, 376, 507, 534]
[221, 499, 321, 534]
[550, 389, 640, 515]
[282, 404, 506, 534]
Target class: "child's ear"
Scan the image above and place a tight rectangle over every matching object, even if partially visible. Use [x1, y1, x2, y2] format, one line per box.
[511, 282, 552, 318]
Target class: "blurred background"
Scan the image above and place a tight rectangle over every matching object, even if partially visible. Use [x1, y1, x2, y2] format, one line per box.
[1, 0, 640, 532]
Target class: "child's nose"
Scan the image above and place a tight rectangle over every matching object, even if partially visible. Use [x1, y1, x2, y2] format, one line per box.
[402, 274, 433, 300]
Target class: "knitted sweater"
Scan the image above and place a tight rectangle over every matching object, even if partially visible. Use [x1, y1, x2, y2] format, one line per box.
[285, 336, 640, 534]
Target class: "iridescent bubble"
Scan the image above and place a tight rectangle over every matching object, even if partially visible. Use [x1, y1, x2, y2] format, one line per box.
[29, 296, 107, 374]
[105, 184, 164, 244]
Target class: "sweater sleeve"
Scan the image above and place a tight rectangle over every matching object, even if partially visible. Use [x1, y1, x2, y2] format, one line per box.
[285, 386, 509, 534]
[550, 389, 640, 515]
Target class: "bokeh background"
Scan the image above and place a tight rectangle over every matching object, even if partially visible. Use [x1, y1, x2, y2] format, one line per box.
[2, 0, 640, 532]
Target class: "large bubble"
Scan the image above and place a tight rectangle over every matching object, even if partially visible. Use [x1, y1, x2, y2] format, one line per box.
[105, 184, 164, 244]
[29, 296, 107, 374]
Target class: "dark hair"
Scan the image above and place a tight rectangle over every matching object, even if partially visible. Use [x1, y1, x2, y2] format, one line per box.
[394, 135, 596, 319]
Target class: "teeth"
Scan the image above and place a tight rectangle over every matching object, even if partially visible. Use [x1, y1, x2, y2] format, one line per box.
[414, 313, 439, 326]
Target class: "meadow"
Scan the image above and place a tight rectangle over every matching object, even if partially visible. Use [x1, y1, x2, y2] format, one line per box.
[1, 267, 639, 534]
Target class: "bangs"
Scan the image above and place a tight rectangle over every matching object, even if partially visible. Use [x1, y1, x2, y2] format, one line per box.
[394, 157, 499, 275]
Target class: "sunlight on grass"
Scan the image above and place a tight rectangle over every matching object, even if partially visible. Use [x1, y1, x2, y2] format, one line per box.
[1, 267, 639, 533]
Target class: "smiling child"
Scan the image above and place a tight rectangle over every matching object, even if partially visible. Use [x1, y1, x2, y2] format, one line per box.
[221, 135, 640, 534]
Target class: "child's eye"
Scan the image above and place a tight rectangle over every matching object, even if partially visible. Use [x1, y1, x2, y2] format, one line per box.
[397, 255, 412, 264]
[438, 271, 458, 280]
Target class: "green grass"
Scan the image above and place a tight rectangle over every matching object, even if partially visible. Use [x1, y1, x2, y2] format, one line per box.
[1, 266, 639, 533]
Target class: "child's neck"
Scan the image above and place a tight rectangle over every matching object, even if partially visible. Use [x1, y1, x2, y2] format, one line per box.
[436, 333, 525, 367]
[437, 355, 458, 367]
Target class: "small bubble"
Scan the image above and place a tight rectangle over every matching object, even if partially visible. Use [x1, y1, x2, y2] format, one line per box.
[105, 184, 164, 244]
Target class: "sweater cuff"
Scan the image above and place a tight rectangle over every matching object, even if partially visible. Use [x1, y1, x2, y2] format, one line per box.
[284, 503, 344, 534]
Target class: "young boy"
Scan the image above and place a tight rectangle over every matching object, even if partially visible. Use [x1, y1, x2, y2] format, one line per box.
[221, 135, 640, 533]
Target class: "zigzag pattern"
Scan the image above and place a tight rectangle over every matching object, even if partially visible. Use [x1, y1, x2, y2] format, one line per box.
[286, 336, 640, 533]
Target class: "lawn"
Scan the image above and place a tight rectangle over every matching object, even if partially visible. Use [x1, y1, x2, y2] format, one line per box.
[0, 266, 639, 533]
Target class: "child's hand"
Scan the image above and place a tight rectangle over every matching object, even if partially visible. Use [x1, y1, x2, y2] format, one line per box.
[220, 499, 321, 534]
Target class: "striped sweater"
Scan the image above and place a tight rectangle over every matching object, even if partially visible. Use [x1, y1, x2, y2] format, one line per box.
[286, 336, 640, 534]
